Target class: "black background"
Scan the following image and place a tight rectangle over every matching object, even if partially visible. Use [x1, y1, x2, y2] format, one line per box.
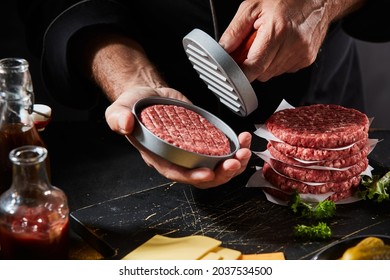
[1, 0, 389, 127]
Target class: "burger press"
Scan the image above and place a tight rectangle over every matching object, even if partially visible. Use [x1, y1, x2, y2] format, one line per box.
[131, 96, 240, 169]
[130, 29, 257, 169]
[182, 28, 258, 117]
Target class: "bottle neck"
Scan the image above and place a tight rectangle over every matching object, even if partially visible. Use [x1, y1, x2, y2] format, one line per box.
[0, 58, 33, 98]
[0, 57, 34, 126]
[10, 146, 50, 193]
[12, 160, 50, 192]
[0, 98, 34, 128]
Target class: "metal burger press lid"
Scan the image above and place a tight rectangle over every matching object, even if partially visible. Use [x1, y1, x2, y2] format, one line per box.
[183, 28, 258, 117]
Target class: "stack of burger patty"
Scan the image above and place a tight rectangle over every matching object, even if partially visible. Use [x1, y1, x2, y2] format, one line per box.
[261, 104, 370, 202]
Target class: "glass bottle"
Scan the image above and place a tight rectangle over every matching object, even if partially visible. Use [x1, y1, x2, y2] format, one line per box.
[0, 58, 48, 194]
[0, 145, 69, 260]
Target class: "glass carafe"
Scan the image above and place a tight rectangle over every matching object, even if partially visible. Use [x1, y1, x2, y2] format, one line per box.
[0, 58, 48, 194]
[0, 145, 69, 259]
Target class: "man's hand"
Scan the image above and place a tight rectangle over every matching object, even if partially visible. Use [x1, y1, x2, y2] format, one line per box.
[88, 32, 252, 189]
[219, 0, 365, 82]
[127, 130, 252, 189]
[105, 86, 252, 189]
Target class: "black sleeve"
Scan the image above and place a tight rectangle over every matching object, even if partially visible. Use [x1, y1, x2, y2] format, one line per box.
[28, 0, 131, 110]
[342, 0, 390, 42]
[17, 0, 80, 58]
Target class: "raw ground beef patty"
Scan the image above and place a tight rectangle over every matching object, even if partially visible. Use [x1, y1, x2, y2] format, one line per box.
[267, 142, 370, 168]
[269, 158, 368, 183]
[139, 104, 231, 156]
[265, 104, 369, 148]
[269, 138, 368, 161]
[262, 162, 361, 195]
[262, 183, 358, 202]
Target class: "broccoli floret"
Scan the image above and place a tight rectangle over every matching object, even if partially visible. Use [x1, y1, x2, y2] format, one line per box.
[312, 200, 336, 220]
[289, 192, 336, 220]
[359, 171, 390, 202]
[290, 192, 336, 241]
[294, 222, 332, 241]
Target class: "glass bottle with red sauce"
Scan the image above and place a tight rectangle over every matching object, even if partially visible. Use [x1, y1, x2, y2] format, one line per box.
[0, 58, 49, 195]
[0, 145, 69, 259]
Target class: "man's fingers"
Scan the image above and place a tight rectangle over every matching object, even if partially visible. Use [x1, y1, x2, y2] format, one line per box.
[105, 104, 135, 134]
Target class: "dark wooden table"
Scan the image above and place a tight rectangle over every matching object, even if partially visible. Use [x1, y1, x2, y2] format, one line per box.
[42, 121, 390, 260]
